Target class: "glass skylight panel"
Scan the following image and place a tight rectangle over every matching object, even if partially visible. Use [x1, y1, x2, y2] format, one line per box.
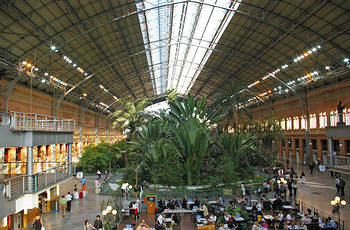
[136, 0, 240, 96]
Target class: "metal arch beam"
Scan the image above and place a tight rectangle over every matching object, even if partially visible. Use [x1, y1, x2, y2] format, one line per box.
[197, 0, 341, 96]
[20, 1, 250, 66]
[241, 1, 350, 56]
[18, 1, 137, 59]
[67, 38, 294, 102]
[107, 0, 147, 97]
[62, 0, 135, 98]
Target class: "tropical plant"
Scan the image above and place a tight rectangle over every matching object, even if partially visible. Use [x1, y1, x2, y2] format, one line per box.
[109, 97, 151, 164]
[79, 143, 113, 172]
[216, 133, 257, 182]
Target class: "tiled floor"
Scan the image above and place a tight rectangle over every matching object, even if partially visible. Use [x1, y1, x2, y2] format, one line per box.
[284, 162, 350, 229]
[37, 165, 350, 230]
[40, 177, 113, 230]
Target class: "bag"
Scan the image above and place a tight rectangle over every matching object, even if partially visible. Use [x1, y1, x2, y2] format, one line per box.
[41, 227, 45, 230]
[134, 208, 138, 214]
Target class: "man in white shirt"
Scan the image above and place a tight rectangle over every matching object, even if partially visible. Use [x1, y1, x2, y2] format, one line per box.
[276, 211, 284, 222]
[157, 213, 165, 225]
[256, 201, 263, 214]
[65, 192, 73, 212]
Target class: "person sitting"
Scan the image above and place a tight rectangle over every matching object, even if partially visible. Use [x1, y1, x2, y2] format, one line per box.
[256, 200, 263, 215]
[182, 196, 188, 209]
[252, 221, 260, 230]
[217, 195, 224, 206]
[325, 217, 337, 229]
[136, 219, 150, 230]
[194, 196, 200, 207]
[208, 213, 217, 224]
[204, 196, 209, 207]
[223, 212, 232, 225]
[157, 213, 165, 226]
[302, 214, 312, 225]
[201, 203, 209, 217]
[158, 197, 166, 212]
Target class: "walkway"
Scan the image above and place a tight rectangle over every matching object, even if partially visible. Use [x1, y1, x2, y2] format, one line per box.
[40, 176, 112, 230]
[285, 162, 350, 229]
[36, 165, 350, 230]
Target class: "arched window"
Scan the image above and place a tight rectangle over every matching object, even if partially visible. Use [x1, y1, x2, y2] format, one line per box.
[280, 119, 285, 130]
[319, 112, 327, 128]
[286, 118, 292, 130]
[330, 110, 338, 126]
[310, 114, 317, 129]
[293, 116, 299, 129]
[300, 116, 306, 129]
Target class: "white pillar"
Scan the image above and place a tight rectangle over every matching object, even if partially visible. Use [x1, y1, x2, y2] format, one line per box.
[68, 143, 72, 175]
[27, 146, 33, 192]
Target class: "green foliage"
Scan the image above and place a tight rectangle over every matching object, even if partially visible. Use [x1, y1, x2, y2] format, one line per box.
[79, 142, 125, 172]
[80, 93, 283, 186]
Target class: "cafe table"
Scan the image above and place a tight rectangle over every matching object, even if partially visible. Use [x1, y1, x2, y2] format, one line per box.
[282, 205, 296, 210]
[263, 215, 274, 220]
[233, 216, 245, 222]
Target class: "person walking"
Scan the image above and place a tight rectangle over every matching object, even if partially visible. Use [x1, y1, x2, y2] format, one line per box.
[32, 215, 43, 230]
[66, 192, 72, 212]
[335, 177, 340, 195]
[82, 183, 87, 197]
[59, 195, 67, 217]
[292, 177, 298, 197]
[93, 215, 103, 230]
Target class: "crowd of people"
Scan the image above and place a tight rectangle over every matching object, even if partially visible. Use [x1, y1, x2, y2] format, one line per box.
[149, 166, 342, 230]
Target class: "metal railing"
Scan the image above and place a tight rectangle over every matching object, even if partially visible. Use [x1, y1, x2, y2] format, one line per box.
[1, 163, 75, 200]
[280, 111, 350, 130]
[298, 199, 345, 230]
[7, 111, 75, 132]
[323, 155, 350, 170]
[0, 161, 63, 175]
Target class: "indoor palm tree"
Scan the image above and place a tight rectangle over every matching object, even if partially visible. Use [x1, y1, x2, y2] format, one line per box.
[109, 97, 150, 165]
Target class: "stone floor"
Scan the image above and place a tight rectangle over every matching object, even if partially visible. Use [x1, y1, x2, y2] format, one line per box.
[39, 176, 112, 230]
[284, 162, 350, 229]
[35, 164, 350, 230]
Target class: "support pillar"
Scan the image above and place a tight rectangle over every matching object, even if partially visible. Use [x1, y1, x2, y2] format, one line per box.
[286, 138, 290, 161]
[27, 146, 33, 192]
[279, 139, 283, 160]
[68, 143, 72, 175]
[299, 138, 304, 164]
[328, 137, 333, 167]
[317, 138, 322, 163]
[340, 139, 346, 157]
[291, 138, 296, 163]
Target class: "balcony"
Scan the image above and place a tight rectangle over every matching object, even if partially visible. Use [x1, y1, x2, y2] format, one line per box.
[1, 162, 75, 200]
[7, 111, 75, 132]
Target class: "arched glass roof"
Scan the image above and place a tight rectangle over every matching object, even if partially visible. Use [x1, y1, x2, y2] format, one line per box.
[0, 0, 349, 113]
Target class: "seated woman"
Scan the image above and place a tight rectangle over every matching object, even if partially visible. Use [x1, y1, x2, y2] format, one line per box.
[207, 213, 217, 224]
[136, 220, 150, 230]
[302, 214, 312, 225]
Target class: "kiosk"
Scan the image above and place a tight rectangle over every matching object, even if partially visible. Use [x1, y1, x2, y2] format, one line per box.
[144, 195, 156, 214]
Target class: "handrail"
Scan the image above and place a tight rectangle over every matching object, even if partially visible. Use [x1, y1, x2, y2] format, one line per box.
[1, 162, 76, 200]
[6, 111, 75, 132]
[0, 161, 65, 175]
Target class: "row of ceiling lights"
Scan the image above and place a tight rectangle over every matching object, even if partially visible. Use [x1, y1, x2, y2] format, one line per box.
[243, 65, 334, 107]
[50, 45, 118, 112]
[239, 44, 324, 107]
